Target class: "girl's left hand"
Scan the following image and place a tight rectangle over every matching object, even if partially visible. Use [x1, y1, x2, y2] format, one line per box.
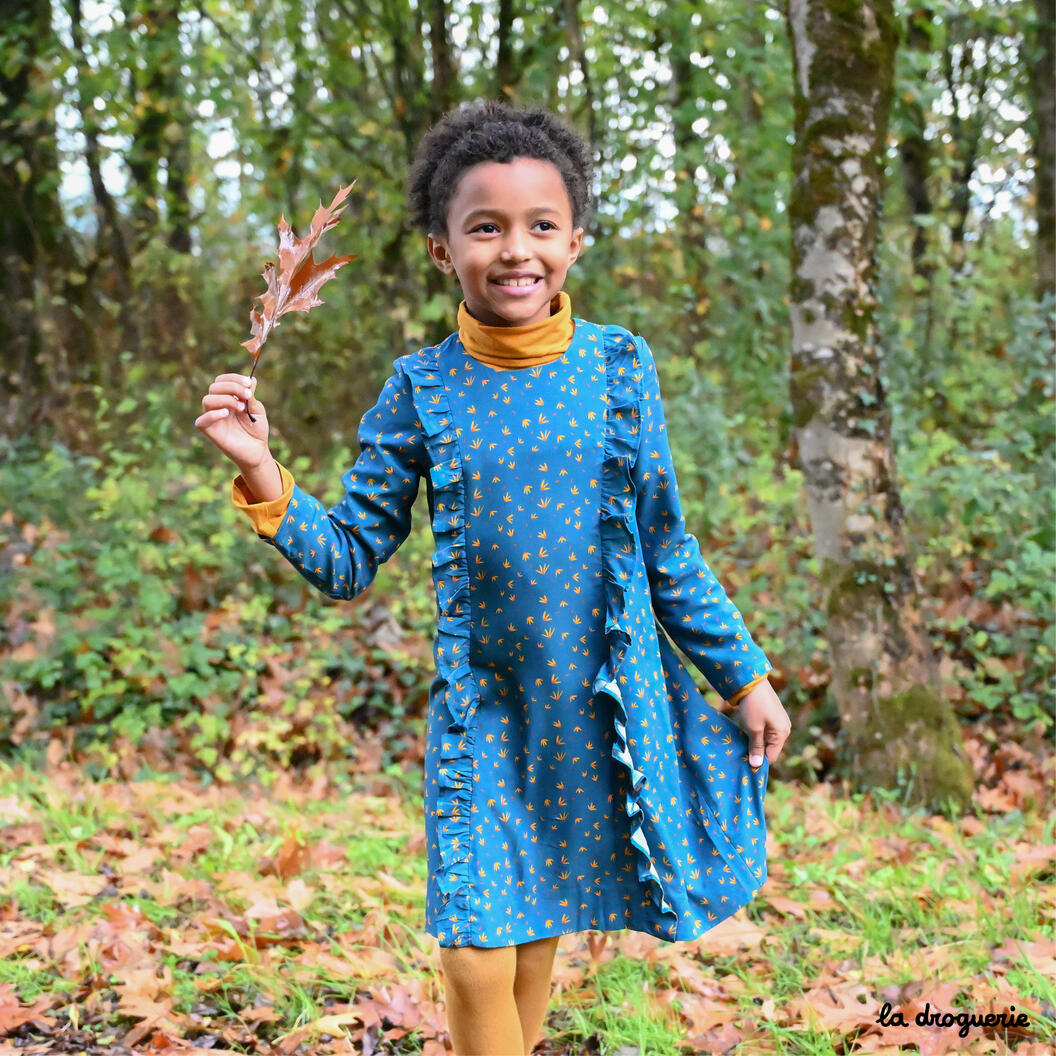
[736, 680, 792, 768]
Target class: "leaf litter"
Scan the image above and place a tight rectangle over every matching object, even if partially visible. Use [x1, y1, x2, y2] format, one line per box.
[0, 730, 1051, 1054]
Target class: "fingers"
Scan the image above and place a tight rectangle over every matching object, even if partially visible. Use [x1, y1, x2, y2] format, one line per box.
[196, 374, 259, 432]
[764, 722, 789, 764]
[212, 372, 259, 389]
[196, 407, 231, 426]
[746, 718, 791, 769]
[744, 720, 768, 769]
[737, 683, 791, 769]
[206, 373, 257, 401]
[200, 374, 258, 415]
[748, 738, 779, 769]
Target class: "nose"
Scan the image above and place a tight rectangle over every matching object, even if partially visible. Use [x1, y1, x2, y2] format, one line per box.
[500, 226, 530, 261]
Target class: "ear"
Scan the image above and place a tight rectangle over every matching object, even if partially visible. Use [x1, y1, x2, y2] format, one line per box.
[427, 233, 456, 275]
[568, 226, 584, 266]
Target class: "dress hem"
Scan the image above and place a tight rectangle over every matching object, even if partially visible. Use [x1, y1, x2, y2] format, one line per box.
[425, 876, 766, 949]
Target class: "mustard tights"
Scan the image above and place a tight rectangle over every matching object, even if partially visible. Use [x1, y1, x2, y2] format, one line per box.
[440, 935, 561, 1056]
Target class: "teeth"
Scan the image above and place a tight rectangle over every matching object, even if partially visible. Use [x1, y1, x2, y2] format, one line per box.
[496, 278, 538, 286]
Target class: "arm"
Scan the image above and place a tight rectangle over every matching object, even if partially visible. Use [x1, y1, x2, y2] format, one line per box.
[231, 360, 426, 601]
[631, 335, 773, 702]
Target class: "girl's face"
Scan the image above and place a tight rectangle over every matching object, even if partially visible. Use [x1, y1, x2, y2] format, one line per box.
[426, 157, 584, 328]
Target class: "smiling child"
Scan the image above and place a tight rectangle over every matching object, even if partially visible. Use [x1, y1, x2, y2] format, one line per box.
[197, 100, 791, 1056]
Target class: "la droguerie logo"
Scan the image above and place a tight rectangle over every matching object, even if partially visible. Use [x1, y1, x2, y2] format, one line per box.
[876, 1000, 1031, 1040]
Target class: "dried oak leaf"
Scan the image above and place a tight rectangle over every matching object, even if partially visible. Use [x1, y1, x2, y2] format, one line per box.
[242, 180, 358, 361]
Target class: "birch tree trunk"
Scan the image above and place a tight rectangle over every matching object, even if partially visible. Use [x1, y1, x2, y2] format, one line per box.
[785, 0, 972, 812]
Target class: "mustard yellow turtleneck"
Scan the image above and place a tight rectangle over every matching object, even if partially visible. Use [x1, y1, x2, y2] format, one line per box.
[457, 291, 574, 369]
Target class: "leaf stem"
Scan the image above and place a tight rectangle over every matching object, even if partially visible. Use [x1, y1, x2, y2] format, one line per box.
[247, 361, 258, 422]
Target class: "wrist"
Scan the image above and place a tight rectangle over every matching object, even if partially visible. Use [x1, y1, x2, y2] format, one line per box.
[726, 673, 770, 709]
[235, 450, 275, 476]
[235, 454, 285, 505]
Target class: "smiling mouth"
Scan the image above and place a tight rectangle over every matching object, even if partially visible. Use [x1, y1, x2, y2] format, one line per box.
[491, 277, 542, 287]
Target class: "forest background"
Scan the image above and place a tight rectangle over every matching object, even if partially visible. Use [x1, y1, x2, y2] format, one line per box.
[0, 0, 1053, 1052]
[2, 0, 1051, 786]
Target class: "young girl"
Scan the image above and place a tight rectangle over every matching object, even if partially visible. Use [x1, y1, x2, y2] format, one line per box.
[196, 101, 791, 1056]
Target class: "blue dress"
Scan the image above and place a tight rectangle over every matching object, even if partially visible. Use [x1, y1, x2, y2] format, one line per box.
[237, 312, 774, 948]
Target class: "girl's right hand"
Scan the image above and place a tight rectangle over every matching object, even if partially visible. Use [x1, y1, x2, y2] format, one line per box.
[195, 373, 270, 469]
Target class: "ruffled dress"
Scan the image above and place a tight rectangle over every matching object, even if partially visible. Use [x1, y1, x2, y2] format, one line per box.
[232, 291, 774, 949]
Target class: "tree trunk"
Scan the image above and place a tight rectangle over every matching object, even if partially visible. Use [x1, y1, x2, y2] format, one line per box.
[491, 2, 566, 107]
[895, 6, 938, 370]
[70, 0, 134, 380]
[1027, 0, 1055, 303]
[0, 0, 85, 436]
[941, 25, 988, 279]
[495, 0, 515, 99]
[785, 0, 973, 813]
[562, 0, 596, 148]
[896, 9, 935, 282]
[668, 5, 711, 362]
[427, 0, 457, 123]
[124, 0, 192, 363]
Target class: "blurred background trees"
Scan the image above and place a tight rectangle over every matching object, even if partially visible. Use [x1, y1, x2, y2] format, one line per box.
[0, 0, 1051, 803]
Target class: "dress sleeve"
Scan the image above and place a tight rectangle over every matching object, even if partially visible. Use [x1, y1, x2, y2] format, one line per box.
[230, 360, 427, 601]
[232, 459, 297, 538]
[631, 335, 773, 702]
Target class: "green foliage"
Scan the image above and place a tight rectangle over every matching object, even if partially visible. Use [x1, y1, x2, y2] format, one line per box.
[0, 392, 434, 778]
[881, 263, 1056, 733]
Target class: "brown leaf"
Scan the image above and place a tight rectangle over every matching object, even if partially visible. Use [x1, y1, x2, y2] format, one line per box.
[258, 834, 311, 879]
[760, 893, 808, 919]
[0, 983, 60, 1034]
[586, 930, 608, 973]
[799, 978, 881, 1034]
[242, 181, 358, 362]
[114, 966, 186, 1047]
[37, 868, 108, 906]
[696, 910, 766, 955]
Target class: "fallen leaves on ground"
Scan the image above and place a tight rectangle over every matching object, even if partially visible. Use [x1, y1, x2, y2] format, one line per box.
[0, 734, 1052, 1055]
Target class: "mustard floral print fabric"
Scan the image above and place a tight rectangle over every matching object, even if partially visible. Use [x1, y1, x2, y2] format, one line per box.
[232, 311, 774, 949]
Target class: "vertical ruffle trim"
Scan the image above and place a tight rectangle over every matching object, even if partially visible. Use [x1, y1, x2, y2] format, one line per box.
[403, 351, 478, 946]
[592, 327, 678, 925]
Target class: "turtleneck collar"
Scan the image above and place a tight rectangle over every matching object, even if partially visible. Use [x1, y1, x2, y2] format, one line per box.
[457, 291, 574, 369]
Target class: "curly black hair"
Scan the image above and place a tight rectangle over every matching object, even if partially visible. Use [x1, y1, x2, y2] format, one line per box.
[405, 100, 595, 238]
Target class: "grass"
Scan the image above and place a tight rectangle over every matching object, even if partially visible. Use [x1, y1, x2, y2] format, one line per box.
[0, 758, 1052, 1055]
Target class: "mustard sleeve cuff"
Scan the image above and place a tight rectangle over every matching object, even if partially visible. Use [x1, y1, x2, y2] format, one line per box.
[725, 671, 771, 706]
[231, 460, 295, 538]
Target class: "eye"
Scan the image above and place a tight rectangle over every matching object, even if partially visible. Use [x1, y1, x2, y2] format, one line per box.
[470, 220, 558, 233]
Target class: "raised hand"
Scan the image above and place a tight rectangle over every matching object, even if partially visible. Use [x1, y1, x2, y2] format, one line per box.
[195, 373, 270, 472]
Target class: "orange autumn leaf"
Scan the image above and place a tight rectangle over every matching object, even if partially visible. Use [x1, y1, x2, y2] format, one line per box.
[0, 983, 61, 1034]
[242, 180, 358, 362]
